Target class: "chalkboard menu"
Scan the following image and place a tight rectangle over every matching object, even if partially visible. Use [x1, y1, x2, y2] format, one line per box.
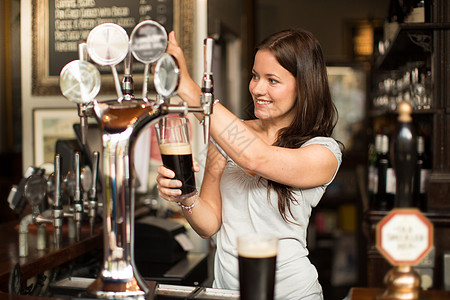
[32, 0, 195, 95]
[47, 0, 173, 77]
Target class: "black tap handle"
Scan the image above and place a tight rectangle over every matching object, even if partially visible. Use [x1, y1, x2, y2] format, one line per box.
[394, 101, 417, 208]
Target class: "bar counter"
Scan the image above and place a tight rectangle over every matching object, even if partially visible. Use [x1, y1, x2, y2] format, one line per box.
[2, 219, 450, 299]
[0, 219, 102, 292]
[348, 287, 450, 299]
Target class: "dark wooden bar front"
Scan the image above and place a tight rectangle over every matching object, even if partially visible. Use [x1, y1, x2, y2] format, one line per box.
[3, 218, 450, 299]
[0, 220, 102, 292]
[348, 287, 450, 300]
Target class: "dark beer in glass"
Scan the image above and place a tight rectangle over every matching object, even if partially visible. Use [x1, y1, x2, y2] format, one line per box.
[155, 116, 196, 199]
[160, 142, 196, 197]
[238, 234, 278, 300]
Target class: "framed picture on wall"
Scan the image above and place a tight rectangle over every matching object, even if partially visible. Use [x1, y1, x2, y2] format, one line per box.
[33, 108, 81, 167]
[32, 0, 194, 95]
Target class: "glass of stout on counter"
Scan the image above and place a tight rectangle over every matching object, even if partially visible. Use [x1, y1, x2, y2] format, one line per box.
[155, 116, 197, 199]
[238, 233, 278, 300]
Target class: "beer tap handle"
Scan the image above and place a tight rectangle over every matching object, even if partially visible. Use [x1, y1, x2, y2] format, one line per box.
[86, 23, 129, 102]
[201, 38, 214, 100]
[89, 151, 99, 202]
[143, 64, 151, 101]
[80, 165, 92, 213]
[79, 42, 88, 61]
[89, 151, 99, 235]
[23, 174, 48, 220]
[201, 38, 214, 144]
[122, 44, 134, 98]
[393, 101, 417, 208]
[53, 154, 63, 248]
[203, 39, 214, 81]
[78, 42, 90, 145]
[54, 155, 62, 209]
[74, 152, 81, 204]
[74, 152, 83, 240]
[74, 153, 82, 215]
[77, 105, 88, 145]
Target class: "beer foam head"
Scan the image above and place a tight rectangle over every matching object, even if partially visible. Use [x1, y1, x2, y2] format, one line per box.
[159, 142, 192, 155]
[237, 233, 278, 258]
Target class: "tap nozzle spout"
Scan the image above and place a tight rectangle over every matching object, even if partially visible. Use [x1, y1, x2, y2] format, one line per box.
[200, 38, 215, 144]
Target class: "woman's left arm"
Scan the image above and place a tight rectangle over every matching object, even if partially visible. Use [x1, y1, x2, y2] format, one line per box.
[209, 104, 338, 188]
[166, 32, 338, 188]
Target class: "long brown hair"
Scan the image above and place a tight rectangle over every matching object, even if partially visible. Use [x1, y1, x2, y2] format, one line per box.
[256, 29, 339, 224]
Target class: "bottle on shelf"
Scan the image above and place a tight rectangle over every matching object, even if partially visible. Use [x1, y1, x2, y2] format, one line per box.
[413, 136, 431, 210]
[369, 134, 383, 209]
[404, 0, 430, 23]
[375, 134, 396, 210]
[383, 0, 405, 45]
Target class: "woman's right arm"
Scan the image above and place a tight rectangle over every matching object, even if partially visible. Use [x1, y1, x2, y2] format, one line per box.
[157, 142, 226, 238]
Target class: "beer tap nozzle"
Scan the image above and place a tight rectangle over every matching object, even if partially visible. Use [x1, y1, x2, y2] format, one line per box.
[201, 38, 214, 144]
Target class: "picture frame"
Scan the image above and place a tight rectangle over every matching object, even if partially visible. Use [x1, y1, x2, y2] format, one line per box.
[32, 0, 194, 95]
[327, 63, 367, 152]
[33, 108, 81, 167]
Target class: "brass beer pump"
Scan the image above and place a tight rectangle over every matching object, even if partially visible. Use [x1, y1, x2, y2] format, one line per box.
[59, 20, 215, 299]
[376, 102, 433, 300]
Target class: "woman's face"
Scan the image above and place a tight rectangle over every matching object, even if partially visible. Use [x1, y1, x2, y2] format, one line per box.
[249, 49, 297, 123]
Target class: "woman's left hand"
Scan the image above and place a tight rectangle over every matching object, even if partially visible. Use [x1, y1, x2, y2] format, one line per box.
[166, 31, 202, 107]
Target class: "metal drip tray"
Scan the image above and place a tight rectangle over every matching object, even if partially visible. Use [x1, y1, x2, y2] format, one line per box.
[49, 277, 95, 297]
[49, 277, 240, 299]
[157, 284, 240, 299]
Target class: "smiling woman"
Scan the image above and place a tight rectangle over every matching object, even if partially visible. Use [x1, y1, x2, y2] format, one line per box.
[157, 28, 343, 300]
[249, 49, 298, 124]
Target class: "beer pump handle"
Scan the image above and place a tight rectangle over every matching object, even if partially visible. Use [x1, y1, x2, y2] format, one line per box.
[53, 154, 63, 248]
[89, 151, 99, 201]
[201, 38, 214, 144]
[88, 151, 99, 236]
[203, 38, 214, 81]
[74, 152, 81, 204]
[54, 155, 62, 209]
[73, 152, 83, 240]
[78, 43, 89, 145]
[122, 44, 134, 98]
[393, 101, 417, 208]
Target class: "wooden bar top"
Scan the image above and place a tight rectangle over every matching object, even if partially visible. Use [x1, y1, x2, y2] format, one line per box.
[0, 293, 65, 300]
[0, 219, 101, 292]
[349, 287, 450, 299]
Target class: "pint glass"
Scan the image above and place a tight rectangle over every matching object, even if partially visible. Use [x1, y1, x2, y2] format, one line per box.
[237, 233, 278, 300]
[155, 116, 196, 199]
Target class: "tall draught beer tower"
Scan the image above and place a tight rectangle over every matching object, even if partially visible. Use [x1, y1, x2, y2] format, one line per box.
[85, 100, 162, 298]
[59, 20, 215, 299]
